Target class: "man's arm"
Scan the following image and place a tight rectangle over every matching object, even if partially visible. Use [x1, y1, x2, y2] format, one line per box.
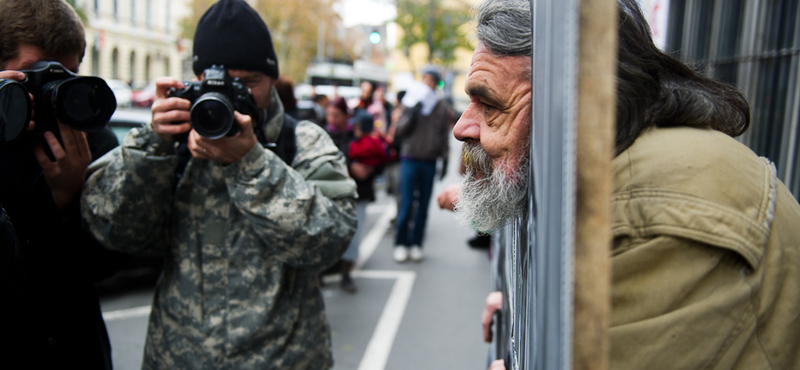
[223, 121, 358, 269]
[81, 125, 179, 255]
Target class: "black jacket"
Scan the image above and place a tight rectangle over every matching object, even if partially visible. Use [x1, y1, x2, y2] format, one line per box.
[0, 128, 125, 370]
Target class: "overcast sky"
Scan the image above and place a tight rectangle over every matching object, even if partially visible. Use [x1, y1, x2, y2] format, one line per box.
[336, 0, 397, 27]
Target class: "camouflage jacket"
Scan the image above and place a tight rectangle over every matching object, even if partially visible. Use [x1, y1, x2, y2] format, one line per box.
[82, 94, 357, 369]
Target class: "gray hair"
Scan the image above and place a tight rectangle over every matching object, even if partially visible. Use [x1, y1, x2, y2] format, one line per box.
[474, 0, 532, 57]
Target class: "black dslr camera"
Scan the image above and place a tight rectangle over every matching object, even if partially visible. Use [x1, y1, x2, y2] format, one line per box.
[168, 65, 260, 140]
[0, 60, 117, 146]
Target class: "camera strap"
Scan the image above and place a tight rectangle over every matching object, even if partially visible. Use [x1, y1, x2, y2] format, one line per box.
[266, 114, 297, 166]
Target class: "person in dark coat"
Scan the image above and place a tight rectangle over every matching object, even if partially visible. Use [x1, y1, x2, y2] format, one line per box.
[0, 1, 126, 368]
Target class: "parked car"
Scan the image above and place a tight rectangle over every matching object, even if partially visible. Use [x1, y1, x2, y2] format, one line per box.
[107, 79, 133, 107]
[131, 82, 156, 108]
[107, 108, 151, 143]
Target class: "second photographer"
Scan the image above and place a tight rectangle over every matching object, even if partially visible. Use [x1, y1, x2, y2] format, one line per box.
[80, 0, 358, 369]
[0, 0, 125, 368]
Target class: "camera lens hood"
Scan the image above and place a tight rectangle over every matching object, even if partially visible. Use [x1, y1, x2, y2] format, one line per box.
[51, 76, 117, 131]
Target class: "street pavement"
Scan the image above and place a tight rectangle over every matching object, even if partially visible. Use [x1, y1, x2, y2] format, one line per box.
[98, 134, 495, 370]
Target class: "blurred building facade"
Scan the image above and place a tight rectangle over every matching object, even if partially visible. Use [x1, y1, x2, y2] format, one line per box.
[75, 0, 192, 87]
[660, 0, 800, 198]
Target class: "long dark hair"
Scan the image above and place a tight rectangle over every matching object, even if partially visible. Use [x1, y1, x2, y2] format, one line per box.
[614, 0, 750, 154]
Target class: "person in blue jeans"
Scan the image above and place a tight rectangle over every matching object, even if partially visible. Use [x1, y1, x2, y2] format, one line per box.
[392, 69, 454, 262]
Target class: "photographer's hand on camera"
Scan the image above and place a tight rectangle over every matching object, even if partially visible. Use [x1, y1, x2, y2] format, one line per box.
[33, 122, 92, 209]
[188, 111, 257, 165]
[1, 69, 92, 209]
[151, 77, 192, 141]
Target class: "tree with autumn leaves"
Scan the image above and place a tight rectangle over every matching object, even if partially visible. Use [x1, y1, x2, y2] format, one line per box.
[395, 0, 473, 68]
[179, 0, 473, 84]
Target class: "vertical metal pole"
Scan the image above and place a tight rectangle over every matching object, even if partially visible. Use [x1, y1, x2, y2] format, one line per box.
[529, 0, 578, 368]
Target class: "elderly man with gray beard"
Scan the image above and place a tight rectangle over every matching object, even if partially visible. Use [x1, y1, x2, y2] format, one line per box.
[447, 0, 800, 369]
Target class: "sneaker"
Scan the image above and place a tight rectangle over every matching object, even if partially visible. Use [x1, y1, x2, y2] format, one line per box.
[393, 246, 409, 263]
[468, 233, 491, 249]
[341, 274, 357, 293]
[409, 246, 424, 262]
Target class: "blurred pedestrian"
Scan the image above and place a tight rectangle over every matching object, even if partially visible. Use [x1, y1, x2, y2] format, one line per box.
[392, 70, 454, 262]
[341, 113, 394, 292]
[323, 96, 362, 292]
[80, 0, 358, 368]
[367, 84, 393, 134]
[384, 90, 405, 223]
[311, 93, 330, 126]
[352, 80, 376, 116]
[275, 75, 300, 120]
[325, 96, 354, 154]
[0, 0, 124, 368]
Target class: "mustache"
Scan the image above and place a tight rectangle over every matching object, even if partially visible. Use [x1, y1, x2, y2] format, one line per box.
[461, 142, 494, 177]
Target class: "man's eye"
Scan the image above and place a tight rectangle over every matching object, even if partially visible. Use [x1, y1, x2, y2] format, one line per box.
[483, 104, 496, 115]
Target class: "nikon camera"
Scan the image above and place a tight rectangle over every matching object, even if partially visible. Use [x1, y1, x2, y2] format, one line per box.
[0, 60, 117, 146]
[168, 65, 260, 140]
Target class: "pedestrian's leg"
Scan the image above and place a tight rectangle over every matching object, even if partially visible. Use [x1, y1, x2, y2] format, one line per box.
[393, 161, 415, 262]
[395, 160, 415, 246]
[411, 161, 437, 246]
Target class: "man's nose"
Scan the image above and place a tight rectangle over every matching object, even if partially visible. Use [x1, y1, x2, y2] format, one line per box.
[453, 106, 480, 142]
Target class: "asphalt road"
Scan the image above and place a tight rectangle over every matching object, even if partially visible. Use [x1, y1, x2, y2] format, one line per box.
[98, 134, 495, 370]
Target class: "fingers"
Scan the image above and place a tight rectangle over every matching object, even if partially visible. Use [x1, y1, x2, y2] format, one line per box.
[487, 291, 503, 311]
[482, 291, 503, 342]
[56, 122, 91, 160]
[488, 359, 505, 370]
[482, 308, 494, 342]
[151, 91, 192, 140]
[33, 136, 57, 169]
[154, 76, 183, 99]
[187, 130, 212, 160]
[233, 111, 254, 134]
[0, 70, 26, 81]
[31, 124, 92, 209]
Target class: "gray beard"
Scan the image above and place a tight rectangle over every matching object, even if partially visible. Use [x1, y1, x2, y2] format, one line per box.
[455, 143, 529, 234]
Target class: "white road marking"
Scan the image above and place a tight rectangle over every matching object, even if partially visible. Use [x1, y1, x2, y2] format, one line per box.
[357, 202, 395, 270]
[354, 270, 415, 370]
[102, 305, 151, 321]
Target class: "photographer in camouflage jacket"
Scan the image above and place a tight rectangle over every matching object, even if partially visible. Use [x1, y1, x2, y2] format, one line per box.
[81, 0, 357, 369]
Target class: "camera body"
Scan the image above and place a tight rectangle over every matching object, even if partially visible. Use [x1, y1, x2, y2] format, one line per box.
[0, 60, 117, 146]
[168, 65, 259, 140]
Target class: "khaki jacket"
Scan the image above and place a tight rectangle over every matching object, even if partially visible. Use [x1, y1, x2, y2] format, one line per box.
[610, 127, 800, 369]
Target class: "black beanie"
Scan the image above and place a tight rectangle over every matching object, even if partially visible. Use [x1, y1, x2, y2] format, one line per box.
[192, 0, 279, 79]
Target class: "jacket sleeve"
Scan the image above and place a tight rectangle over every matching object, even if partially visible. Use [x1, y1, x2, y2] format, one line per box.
[223, 121, 358, 269]
[81, 126, 179, 256]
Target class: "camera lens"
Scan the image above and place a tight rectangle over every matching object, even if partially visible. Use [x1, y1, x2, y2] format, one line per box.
[190, 93, 235, 139]
[61, 82, 97, 122]
[52, 77, 117, 132]
[0, 79, 32, 145]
